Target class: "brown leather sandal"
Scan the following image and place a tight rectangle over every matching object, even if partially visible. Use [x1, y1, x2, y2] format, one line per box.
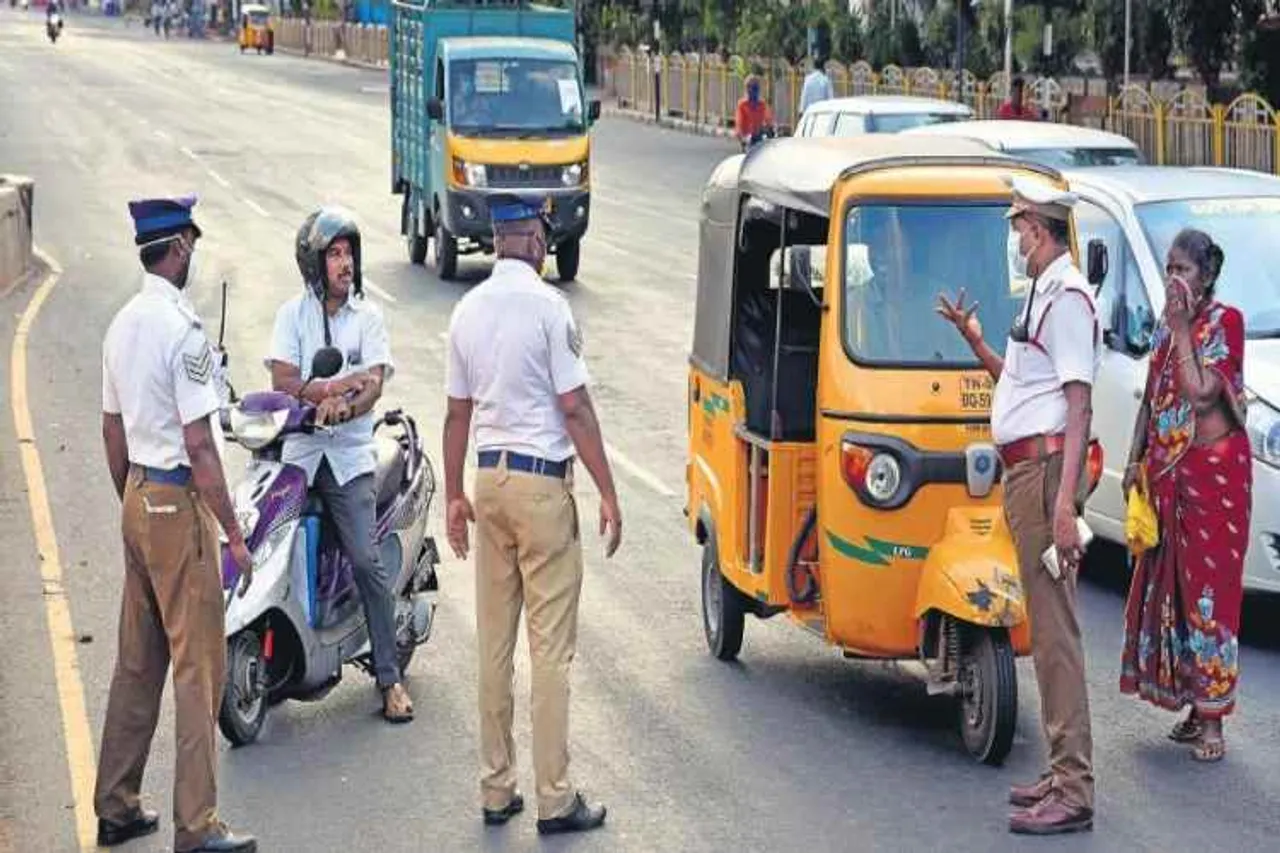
[382, 683, 414, 723]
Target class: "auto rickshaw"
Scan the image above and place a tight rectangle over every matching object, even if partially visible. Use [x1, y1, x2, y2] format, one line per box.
[685, 135, 1104, 765]
[239, 3, 274, 54]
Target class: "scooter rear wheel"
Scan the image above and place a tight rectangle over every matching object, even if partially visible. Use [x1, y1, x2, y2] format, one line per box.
[219, 631, 268, 746]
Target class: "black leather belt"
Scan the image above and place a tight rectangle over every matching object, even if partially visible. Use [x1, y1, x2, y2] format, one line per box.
[477, 450, 569, 479]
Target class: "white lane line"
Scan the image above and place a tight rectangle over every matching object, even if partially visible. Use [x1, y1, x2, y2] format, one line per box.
[605, 440, 675, 497]
[153, 129, 172, 142]
[363, 277, 398, 304]
[437, 332, 448, 342]
[69, 154, 89, 173]
[179, 145, 198, 160]
[206, 168, 231, 189]
[242, 198, 270, 218]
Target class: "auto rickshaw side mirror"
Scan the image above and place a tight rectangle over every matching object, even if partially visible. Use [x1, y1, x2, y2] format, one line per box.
[1086, 238, 1108, 287]
[427, 98, 445, 122]
[588, 99, 602, 123]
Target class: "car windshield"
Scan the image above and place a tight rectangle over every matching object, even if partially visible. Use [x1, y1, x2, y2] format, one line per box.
[868, 112, 967, 133]
[1014, 146, 1144, 167]
[449, 58, 584, 137]
[843, 203, 1023, 365]
[1136, 197, 1280, 339]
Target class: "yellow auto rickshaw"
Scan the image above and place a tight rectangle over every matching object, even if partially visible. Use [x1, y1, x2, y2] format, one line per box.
[239, 3, 274, 54]
[685, 135, 1104, 765]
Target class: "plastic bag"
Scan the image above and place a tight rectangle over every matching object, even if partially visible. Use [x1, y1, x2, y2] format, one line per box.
[1125, 469, 1159, 558]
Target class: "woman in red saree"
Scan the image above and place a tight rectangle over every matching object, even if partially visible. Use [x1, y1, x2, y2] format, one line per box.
[1119, 228, 1250, 762]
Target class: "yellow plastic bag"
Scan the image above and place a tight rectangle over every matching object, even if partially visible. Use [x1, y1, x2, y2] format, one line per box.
[1125, 469, 1159, 558]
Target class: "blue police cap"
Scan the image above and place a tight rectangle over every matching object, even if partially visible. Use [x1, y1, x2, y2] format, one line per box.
[128, 194, 202, 245]
[489, 194, 550, 227]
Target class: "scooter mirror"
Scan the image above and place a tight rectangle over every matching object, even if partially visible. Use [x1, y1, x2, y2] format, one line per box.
[311, 347, 343, 379]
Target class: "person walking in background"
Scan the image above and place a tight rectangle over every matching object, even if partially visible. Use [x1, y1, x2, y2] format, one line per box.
[1119, 229, 1250, 763]
[799, 48, 834, 113]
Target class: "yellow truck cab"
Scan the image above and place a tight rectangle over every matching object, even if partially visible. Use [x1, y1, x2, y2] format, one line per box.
[391, 1, 600, 282]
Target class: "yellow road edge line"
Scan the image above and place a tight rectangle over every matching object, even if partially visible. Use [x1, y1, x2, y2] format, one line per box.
[10, 248, 99, 853]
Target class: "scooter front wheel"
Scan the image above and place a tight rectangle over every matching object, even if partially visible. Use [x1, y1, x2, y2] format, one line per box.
[957, 627, 1017, 766]
[219, 631, 268, 746]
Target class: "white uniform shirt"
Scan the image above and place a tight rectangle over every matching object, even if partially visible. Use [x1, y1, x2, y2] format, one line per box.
[267, 290, 395, 486]
[446, 259, 589, 462]
[991, 253, 1101, 446]
[102, 273, 222, 470]
[800, 70, 834, 112]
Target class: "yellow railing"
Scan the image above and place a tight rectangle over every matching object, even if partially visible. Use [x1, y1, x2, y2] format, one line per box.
[603, 49, 1280, 175]
[272, 19, 389, 66]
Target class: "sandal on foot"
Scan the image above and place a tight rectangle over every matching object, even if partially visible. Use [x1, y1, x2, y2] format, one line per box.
[382, 683, 414, 723]
[1169, 717, 1203, 744]
[1191, 737, 1225, 762]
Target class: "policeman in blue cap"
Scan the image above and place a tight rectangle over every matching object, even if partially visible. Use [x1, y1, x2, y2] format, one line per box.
[444, 193, 621, 835]
[96, 195, 257, 852]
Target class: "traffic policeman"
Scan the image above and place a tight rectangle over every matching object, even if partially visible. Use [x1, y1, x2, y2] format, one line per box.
[96, 196, 257, 853]
[443, 195, 621, 835]
[937, 177, 1100, 836]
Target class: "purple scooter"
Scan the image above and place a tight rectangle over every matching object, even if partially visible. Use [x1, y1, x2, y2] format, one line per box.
[218, 347, 440, 746]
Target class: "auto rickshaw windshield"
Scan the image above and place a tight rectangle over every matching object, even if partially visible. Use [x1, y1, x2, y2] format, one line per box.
[843, 202, 1025, 366]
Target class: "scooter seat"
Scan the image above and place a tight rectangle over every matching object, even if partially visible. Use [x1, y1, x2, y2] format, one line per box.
[374, 434, 407, 512]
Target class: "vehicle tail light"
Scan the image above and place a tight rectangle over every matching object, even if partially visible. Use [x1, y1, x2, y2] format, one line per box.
[263, 628, 275, 662]
[1086, 439, 1103, 495]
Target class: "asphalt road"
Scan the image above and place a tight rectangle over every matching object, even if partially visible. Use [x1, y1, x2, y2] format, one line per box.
[2, 10, 1280, 853]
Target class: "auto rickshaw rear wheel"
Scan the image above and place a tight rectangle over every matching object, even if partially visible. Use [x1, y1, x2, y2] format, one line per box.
[701, 541, 745, 661]
[957, 627, 1017, 766]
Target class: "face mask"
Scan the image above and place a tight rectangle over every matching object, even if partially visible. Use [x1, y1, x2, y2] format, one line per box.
[747, 86, 760, 103]
[1007, 229, 1030, 279]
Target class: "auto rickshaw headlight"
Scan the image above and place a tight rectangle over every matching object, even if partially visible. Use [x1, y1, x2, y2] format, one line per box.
[841, 441, 902, 507]
[561, 162, 586, 187]
[866, 454, 902, 503]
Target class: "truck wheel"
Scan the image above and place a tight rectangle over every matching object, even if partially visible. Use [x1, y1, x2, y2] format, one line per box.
[433, 220, 458, 280]
[957, 628, 1017, 766]
[555, 238, 581, 282]
[406, 227, 428, 265]
[701, 541, 745, 662]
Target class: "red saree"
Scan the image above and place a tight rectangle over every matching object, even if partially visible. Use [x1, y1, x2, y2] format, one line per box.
[1119, 302, 1251, 719]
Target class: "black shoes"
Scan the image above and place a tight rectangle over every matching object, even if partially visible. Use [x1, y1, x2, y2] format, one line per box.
[97, 809, 160, 846]
[483, 792, 525, 826]
[536, 793, 607, 836]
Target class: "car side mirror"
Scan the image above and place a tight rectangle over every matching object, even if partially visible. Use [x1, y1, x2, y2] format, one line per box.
[427, 98, 444, 122]
[587, 99, 602, 123]
[1086, 238, 1108, 287]
[311, 347, 343, 379]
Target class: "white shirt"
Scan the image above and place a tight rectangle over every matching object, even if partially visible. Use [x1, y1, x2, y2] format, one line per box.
[267, 290, 395, 486]
[991, 253, 1101, 446]
[446, 259, 589, 462]
[102, 273, 222, 471]
[800, 70, 834, 112]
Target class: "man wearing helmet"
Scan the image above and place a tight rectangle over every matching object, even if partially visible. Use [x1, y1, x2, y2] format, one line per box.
[266, 207, 414, 723]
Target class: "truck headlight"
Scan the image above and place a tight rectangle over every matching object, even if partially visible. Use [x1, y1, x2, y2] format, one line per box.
[1246, 396, 1280, 467]
[561, 161, 586, 187]
[452, 159, 487, 188]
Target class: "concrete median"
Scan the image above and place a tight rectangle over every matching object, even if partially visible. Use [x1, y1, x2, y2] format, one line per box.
[0, 175, 35, 297]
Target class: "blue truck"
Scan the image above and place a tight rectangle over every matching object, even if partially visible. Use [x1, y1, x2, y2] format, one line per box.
[390, 0, 600, 281]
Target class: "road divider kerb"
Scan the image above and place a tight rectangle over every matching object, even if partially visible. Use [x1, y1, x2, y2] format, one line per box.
[601, 104, 736, 140]
[10, 248, 98, 853]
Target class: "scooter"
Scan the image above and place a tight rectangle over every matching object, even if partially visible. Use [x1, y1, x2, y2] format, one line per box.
[740, 126, 776, 153]
[217, 345, 440, 746]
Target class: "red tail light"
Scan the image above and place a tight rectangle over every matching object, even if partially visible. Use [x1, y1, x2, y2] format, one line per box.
[1086, 439, 1103, 495]
[263, 628, 275, 662]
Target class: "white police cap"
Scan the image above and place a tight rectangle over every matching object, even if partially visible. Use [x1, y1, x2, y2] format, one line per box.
[1003, 175, 1078, 222]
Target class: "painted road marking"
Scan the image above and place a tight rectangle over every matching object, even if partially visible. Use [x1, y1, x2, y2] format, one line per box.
[206, 168, 231, 189]
[153, 129, 172, 142]
[242, 198, 270, 217]
[180, 145, 198, 160]
[10, 250, 97, 853]
[362, 277, 398, 304]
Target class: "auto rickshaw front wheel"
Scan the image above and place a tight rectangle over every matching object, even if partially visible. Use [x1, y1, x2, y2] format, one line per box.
[957, 627, 1017, 766]
[701, 541, 746, 661]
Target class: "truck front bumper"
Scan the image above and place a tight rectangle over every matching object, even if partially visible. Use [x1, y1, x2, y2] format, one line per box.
[441, 187, 591, 247]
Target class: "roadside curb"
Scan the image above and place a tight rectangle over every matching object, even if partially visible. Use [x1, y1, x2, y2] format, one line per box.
[602, 104, 735, 139]
[275, 45, 388, 74]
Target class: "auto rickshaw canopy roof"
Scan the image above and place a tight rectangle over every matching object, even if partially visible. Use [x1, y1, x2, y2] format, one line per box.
[242, 4, 270, 15]
[690, 136, 1065, 380]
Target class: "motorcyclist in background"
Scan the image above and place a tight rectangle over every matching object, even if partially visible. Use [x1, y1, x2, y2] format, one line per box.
[734, 74, 775, 152]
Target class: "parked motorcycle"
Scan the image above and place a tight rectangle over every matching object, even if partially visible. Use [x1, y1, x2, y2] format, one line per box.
[217, 346, 441, 746]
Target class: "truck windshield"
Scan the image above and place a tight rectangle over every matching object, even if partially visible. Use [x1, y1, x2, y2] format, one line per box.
[1136, 197, 1280, 339]
[843, 203, 1023, 366]
[450, 58, 584, 136]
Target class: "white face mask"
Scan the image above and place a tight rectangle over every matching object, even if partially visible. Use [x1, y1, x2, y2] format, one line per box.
[1008, 229, 1030, 279]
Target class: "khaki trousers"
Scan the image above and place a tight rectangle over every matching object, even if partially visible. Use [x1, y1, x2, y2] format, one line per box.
[474, 460, 583, 821]
[1002, 452, 1095, 811]
[94, 468, 225, 851]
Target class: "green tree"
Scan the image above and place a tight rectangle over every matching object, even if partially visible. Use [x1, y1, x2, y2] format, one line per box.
[1239, 2, 1280, 106]
[864, 1, 923, 68]
[1169, 0, 1240, 89]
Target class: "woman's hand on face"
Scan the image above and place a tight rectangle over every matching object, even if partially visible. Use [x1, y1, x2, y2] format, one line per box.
[1165, 275, 1193, 328]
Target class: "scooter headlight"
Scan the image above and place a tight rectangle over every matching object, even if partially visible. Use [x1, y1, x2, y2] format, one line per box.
[229, 408, 288, 451]
[1246, 395, 1280, 468]
[253, 520, 294, 566]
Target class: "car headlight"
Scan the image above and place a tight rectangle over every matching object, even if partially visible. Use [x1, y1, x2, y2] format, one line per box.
[1246, 396, 1280, 467]
[452, 159, 487, 188]
[561, 161, 586, 187]
[229, 408, 288, 451]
